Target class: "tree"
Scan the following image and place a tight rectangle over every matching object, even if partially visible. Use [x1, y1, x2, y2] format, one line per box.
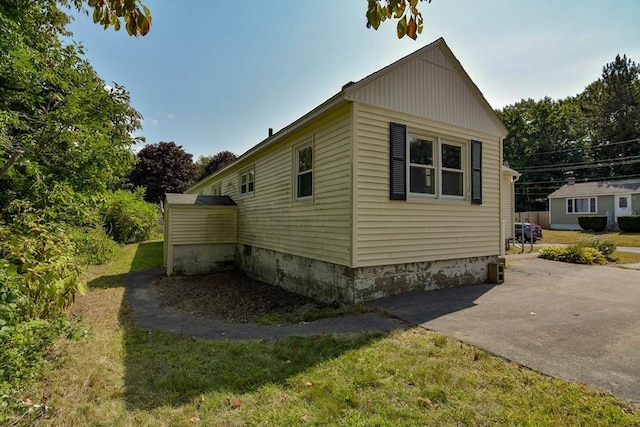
[499, 55, 639, 212]
[72, 0, 152, 37]
[0, 0, 142, 209]
[129, 141, 196, 202]
[196, 150, 238, 181]
[498, 97, 589, 211]
[366, 0, 432, 40]
[77, 0, 433, 40]
[579, 55, 640, 177]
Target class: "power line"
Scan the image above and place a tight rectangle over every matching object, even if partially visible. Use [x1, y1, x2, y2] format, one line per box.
[515, 173, 640, 186]
[510, 138, 639, 158]
[517, 157, 640, 173]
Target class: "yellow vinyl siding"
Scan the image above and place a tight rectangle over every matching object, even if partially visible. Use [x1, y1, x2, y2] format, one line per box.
[345, 47, 506, 138]
[168, 206, 237, 245]
[189, 105, 353, 267]
[354, 104, 501, 267]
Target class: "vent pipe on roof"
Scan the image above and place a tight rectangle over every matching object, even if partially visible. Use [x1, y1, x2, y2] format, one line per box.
[342, 81, 355, 90]
[268, 128, 273, 137]
[567, 177, 576, 186]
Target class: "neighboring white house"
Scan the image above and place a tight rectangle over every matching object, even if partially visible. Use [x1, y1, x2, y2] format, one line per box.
[167, 37, 511, 303]
[548, 178, 640, 230]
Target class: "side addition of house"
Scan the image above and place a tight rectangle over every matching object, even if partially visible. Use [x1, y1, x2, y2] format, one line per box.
[167, 37, 511, 303]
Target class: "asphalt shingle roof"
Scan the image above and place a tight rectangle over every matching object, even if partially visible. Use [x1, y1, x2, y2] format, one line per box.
[548, 178, 640, 198]
[165, 194, 236, 206]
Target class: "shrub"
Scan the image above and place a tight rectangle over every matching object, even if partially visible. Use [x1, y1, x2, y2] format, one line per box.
[538, 245, 606, 265]
[576, 237, 616, 256]
[618, 215, 640, 233]
[0, 203, 84, 403]
[538, 246, 567, 261]
[577, 216, 607, 232]
[68, 226, 119, 265]
[0, 202, 86, 319]
[569, 246, 607, 265]
[102, 189, 158, 244]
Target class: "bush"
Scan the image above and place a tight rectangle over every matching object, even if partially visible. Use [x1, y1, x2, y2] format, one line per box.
[618, 215, 640, 233]
[102, 189, 158, 244]
[538, 245, 606, 265]
[538, 246, 567, 261]
[578, 216, 608, 232]
[0, 203, 84, 403]
[577, 237, 617, 256]
[0, 202, 86, 319]
[68, 226, 119, 265]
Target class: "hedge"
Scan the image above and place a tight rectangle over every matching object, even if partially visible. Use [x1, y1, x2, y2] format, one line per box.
[618, 216, 640, 233]
[578, 216, 607, 232]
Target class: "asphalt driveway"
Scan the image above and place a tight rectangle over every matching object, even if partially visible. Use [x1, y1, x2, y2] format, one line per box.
[369, 258, 640, 405]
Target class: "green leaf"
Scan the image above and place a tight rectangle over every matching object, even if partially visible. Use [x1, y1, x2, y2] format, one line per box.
[142, 4, 152, 23]
[137, 14, 151, 36]
[397, 17, 407, 39]
[92, 6, 101, 23]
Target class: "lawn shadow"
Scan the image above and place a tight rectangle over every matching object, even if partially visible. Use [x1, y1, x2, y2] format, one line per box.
[116, 245, 392, 411]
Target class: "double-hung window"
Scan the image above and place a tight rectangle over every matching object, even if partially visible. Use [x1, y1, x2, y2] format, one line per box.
[295, 143, 313, 201]
[390, 122, 481, 203]
[407, 135, 465, 199]
[409, 136, 435, 195]
[567, 197, 596, 214]
[239, 167, 254, 195]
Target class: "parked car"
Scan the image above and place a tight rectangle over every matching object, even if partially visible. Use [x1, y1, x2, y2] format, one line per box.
[531, 223, 543, 240]
[514, 222, 541, 243]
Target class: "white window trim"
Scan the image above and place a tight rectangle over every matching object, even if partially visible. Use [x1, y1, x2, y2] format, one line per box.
[440, 140, 466, 200]
[293, 138, 314, 204]
[566, 197, 597, 214]
[406, 134, 468, 202]
[239, 166, 255, 197]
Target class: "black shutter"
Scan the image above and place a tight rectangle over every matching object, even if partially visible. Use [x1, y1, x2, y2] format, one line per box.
[471, 140, 482, 204]
[390, 123, 406, 200]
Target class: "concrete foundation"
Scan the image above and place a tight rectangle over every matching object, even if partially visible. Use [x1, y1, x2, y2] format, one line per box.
[236, 244, 497, 303]
[171, 244, 236, 275]
[235, 244, 354, 302]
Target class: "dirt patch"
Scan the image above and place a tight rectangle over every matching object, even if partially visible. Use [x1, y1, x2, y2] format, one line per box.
[154, 270, 344, 324]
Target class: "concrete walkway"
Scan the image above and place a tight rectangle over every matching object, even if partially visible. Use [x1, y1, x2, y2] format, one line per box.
[124, 268, 407, 341]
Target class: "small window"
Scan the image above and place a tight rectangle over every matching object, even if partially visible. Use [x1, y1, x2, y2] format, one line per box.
[295, 143, 313, 200]
[619, 197, 628, 208]
[240, 167, 254, 195]
[211, 184, 222, 196]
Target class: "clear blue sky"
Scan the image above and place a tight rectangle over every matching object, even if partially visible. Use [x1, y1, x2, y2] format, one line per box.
[67, 0, 640, 159]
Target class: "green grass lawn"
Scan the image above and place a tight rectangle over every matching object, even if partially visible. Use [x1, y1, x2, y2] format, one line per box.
[10, 241, 639, 426]
[542, 229, 640, 247]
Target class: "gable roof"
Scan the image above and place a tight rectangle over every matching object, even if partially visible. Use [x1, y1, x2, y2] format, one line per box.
[343, 37, 507, 137]
[190, 37, 506, 193]
[548, 178, 640, 198]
